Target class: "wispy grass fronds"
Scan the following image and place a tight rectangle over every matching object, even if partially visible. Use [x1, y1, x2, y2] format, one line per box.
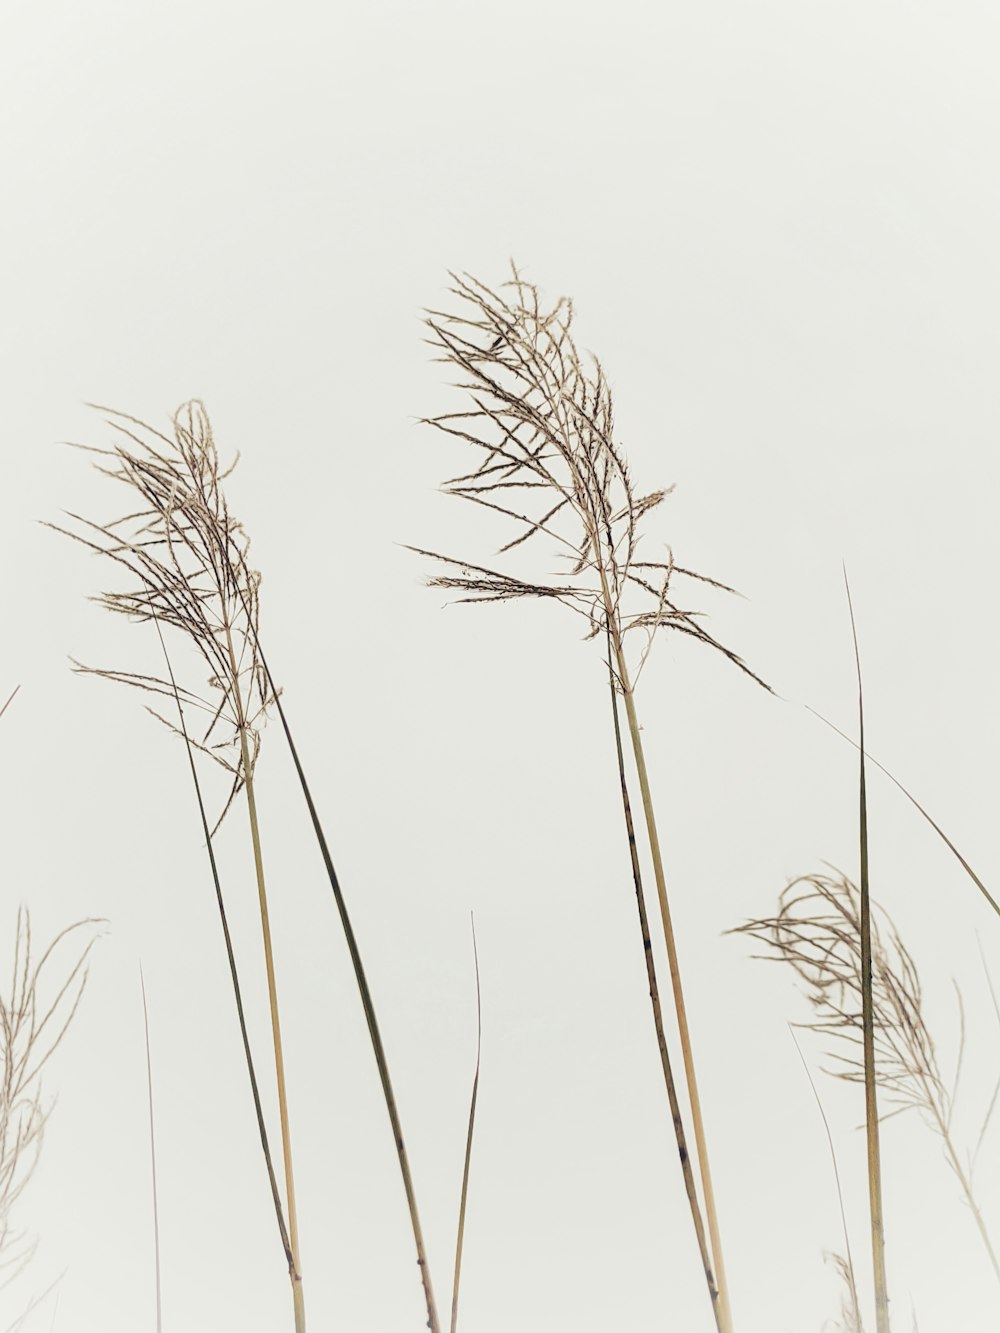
[52, 403, 305, 1329]
[0, 910, 100, 1286]
[826, 1251, 865, 1333]
[416, 267, 765, 688]
[450, 916, 481, 1333]
[416, 265, 770, 1331]
[49, 402, 274, 830]
[734, 873, 999, 1286]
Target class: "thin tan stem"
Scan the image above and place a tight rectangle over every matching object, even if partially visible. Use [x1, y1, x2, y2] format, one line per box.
[224, 627, 305, 1332]
[600, 571, 732, 1333]
[607, 645, 722, 1329]
[450, 916, 481, 1333]
[846, 574, 890, 1333]
[139, 967, 163, 1333]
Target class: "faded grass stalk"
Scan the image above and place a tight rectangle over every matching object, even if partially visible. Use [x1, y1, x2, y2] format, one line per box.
[788, 1029, 863, 1333]
[416, 266, 769, 1331]
[450, 915, 481, 1333]
[155, 617, 295, 1274]
[606, 639, 721, 1326]
[51, 404, 305, 1328]
[846, 579, 890, 1333]
[222, 620, 304, 1328]
[229, 609, 442, 1333]
[734, 872, 1000, 1302]
[139, 967, 163, 1333]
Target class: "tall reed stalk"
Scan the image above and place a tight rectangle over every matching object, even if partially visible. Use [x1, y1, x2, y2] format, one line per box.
[55, 401, 442, 1331]
[846, 583, 890, 1333]
[735, 871, 1000, 1311]
[51, 404, 306, 1328]
[414, 267, 769, 1329]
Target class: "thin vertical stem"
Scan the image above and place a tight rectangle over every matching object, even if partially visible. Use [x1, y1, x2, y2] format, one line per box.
[224, 626, 305, 1333]
[595, 562, 733, 1333]
[156, 618, 294, 1275]
[450, 916, 482, 1333]
[606, 642, 722, 1329]
[846, 572, 890, 1333]
[232, 583, 441, 1333]
[139, 967, 163, 1333]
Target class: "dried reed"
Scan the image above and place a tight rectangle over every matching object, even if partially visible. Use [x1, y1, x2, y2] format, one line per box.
[415, 265, 769, 1331]
[54, 402, 442, 1332]
[846, 581, 890, 1332]
[51, 402, 305, 1328]
[449, 916, 481, 1333]
[734, 872, 1000, 1290]
[0, 909, 99, 1289]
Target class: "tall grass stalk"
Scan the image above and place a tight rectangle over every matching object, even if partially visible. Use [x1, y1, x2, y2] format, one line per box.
[155, 616, 293, 1272]
[736, 871, 1000, 1317]
[229, 594, 442, 1333]
[846, 579, 890, 1332]
[449, 916, 481, 1333]
[51, 404, 305, 1328]
[139, 967, 163, 1333]
[606, 640, 720, 1325]
[416, 267, 769, 1330]
[58, 406, 442, 1330]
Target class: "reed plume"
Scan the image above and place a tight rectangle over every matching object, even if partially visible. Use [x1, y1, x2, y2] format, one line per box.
[734, 872, 999, 1290]
[0, 909, 99, 1288]
[54, 402, 443, 1332]
[50, 403, 306, 1329]
[415, 265, 768, 1331]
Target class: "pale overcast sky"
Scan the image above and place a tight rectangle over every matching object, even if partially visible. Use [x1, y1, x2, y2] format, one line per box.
[1, 3, 998, 1331]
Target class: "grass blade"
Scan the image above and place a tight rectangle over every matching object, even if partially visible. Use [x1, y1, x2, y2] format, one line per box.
[139, 966, 163, 1333]
[606, 639, 721, 1328]
[805, 706, 999, 920]
[0, 685, 20, 722]
[232, 600, 441, 1333]
[845, 572, 890, 1332]
[450, 915, 481, 1333]
[154, 620, 295, 1281]
[789, 1028, 863, 1332]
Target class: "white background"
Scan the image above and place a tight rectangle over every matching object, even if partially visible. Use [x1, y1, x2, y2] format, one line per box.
[1, 3, 998, 1330]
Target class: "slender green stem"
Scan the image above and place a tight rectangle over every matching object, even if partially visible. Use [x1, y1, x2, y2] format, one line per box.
[606, 644, 722, 1329]
[846, 574, 890, 1333]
